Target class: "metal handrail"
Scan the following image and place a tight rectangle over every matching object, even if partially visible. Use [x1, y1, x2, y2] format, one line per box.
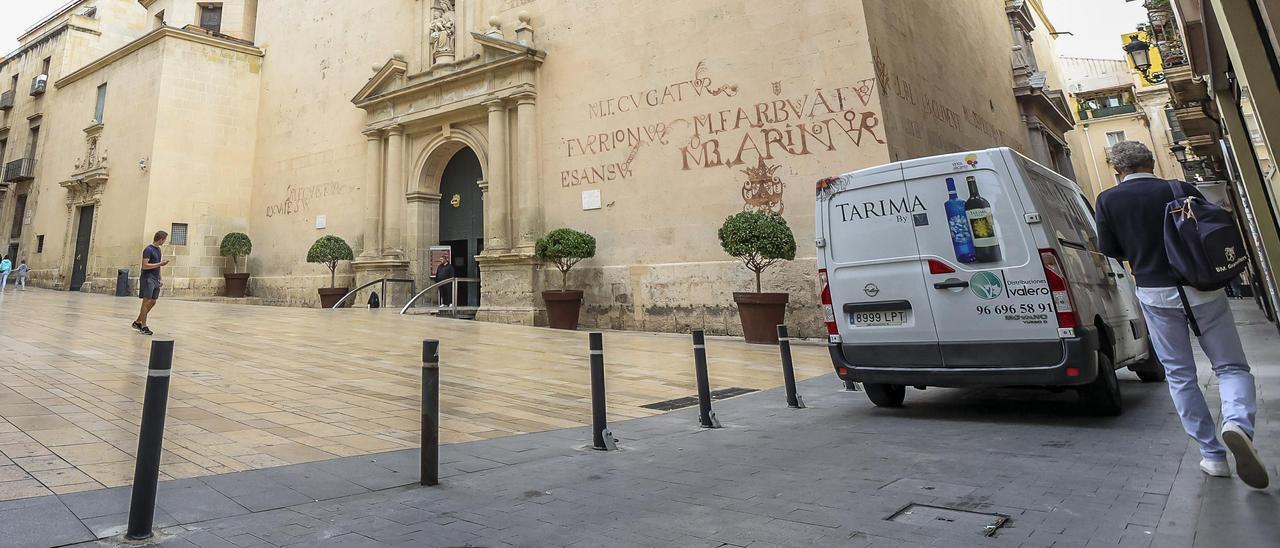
[400, 277, 480, 316]
[330, 277, 416, 309]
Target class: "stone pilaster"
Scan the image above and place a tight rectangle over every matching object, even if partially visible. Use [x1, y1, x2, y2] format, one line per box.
[405, 190, 442, 289]
[359, 129, 383, 258]
[514, 92, 541, 250]
[383, 125, 406, 258]
[484, 99, 510, 251]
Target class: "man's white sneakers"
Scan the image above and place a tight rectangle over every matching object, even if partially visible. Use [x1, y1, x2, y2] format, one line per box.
[1221, 422, 1270, 489]
[1200, 458, 1231, 478]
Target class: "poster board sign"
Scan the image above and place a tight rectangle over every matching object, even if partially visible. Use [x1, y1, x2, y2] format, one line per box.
[429, 246, 452, 273]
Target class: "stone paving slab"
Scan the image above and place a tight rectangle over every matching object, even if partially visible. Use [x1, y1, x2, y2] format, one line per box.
[0, 289, 830, 501]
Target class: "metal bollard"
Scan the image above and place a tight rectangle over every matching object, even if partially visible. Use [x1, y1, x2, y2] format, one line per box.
[126, 339, 174, 541]
[691, 330, 722, 428]
[776, 325, 806, 409]
[421, 340, 440, 486]
[589, 333, 618, 450]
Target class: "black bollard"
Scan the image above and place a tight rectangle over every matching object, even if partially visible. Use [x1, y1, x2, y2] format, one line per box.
[691, 330, 722, 428]
[776, 325, 806, 409]
[589, 333, 618, 450]
[126, 339, 174, 541]
[421, 340, 440, 486]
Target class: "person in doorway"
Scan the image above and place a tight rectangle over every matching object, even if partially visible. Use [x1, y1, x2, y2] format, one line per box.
[15, 260, 28, 291]
[132, 231, 169, 336]
[1095, 141, 1269, 489]
[432, 255, 456, 308]
[0, 255, 11, 292]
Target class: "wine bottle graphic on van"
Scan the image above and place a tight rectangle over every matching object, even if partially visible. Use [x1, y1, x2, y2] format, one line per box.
[965, 175, 1002, 263]
[944, 178, 978, 263]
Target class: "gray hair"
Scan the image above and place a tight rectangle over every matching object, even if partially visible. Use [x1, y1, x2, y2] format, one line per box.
[1109, 141, 1156, 170]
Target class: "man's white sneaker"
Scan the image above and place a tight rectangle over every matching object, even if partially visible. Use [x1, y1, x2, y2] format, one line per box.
[1199, 458, 1230, 478]
[1222, 422, 1270, 489]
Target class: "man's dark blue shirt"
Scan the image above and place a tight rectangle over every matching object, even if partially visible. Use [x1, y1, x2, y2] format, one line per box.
[1095, 176, 1206, 288]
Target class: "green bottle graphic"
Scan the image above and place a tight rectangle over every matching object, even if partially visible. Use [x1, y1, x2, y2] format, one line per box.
[965, 176, 1002, 263]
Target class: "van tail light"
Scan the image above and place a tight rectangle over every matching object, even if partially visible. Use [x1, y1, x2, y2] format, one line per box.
[818, 268, 838, 336]
[927, 259, 955, 275]
[1039, 248, 1078, 335]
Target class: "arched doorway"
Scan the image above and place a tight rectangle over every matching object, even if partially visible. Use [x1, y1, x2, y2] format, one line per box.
[438, 147, 484, 306]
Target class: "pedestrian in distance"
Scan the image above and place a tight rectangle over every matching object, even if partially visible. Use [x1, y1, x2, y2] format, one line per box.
[15, 260, 28, 291]
[432, 255, 456, 308]
[1095, 141, 1269, 489]
[0, 255, 11, 292]
[132, 231, 169, 336]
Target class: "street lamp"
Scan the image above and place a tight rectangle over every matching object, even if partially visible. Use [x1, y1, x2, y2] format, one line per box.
[1124, 34, 1165, 84]
[1170, 143, 1188, 164]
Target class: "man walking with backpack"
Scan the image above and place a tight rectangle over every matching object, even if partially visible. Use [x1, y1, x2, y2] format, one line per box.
[1095, 141, 1268, 489]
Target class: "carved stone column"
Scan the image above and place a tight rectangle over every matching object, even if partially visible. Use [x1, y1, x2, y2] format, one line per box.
[484, 99, 511, 251]
[360, 129, 383, 258]
[383, 125, 406, 257]
[514, 93, 541, 250]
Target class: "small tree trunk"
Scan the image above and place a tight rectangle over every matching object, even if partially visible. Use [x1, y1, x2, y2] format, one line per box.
[330, 264, 337, 288]
[755, 269, 762, 293]
[561, 267, 569, 290]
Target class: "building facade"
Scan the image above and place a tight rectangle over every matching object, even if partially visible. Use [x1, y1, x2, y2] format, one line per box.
[1153, 0, 1280, 330]
[1059, 53, 1183, 200]
[2, 0, 1076, 337]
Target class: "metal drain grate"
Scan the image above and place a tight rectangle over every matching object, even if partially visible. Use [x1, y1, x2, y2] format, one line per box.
[641, 387, 758, 411]
[887, 503, 1008, 537]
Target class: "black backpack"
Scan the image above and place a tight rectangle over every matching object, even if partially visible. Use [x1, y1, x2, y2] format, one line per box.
[1163, 180, 1248, 334]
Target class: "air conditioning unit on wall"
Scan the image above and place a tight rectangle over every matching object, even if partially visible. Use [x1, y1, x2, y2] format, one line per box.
[30, 75, 47, 96]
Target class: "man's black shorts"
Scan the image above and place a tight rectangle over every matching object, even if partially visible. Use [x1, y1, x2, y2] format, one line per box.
[140, 277, 161, 300]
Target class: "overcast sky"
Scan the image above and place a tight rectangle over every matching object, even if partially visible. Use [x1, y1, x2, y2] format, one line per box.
[4, 0, 1151, 62]
[1042, 0, 1152, 59]
[2, 0, 71, 53]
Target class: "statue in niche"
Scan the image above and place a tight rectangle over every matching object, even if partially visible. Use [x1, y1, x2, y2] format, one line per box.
[429, 0, 456, 64]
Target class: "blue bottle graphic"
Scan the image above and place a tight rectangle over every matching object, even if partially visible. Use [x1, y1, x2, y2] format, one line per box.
[945, 178, 978, 263]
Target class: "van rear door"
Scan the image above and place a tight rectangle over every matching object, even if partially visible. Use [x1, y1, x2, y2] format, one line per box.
[899, 151, 1063, 367]
[821, 164, 941, 367]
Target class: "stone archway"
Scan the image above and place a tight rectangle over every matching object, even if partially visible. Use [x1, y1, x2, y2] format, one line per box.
[405, 129, 489, 292]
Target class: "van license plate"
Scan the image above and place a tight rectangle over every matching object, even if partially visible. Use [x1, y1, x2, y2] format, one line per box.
[852, 310, 908, 326]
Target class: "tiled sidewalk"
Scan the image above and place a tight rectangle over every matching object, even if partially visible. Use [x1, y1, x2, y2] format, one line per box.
[0, 289, 831, 502]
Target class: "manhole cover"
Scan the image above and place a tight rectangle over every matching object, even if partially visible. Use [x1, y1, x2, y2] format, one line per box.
[887, 503, 1007, 537]
[641, 387, 758, 411]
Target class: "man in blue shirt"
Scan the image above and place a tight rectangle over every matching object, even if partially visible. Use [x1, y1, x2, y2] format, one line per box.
[133, 231, 169, 336]
[1095, 141, 1268, 489]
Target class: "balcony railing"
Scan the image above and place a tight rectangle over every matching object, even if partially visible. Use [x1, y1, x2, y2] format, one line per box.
[0, 90, 13, 110]
[1144, 0, 1188, 69]
[1080, 104, 1138, 120]
[2, 157, 36, 182]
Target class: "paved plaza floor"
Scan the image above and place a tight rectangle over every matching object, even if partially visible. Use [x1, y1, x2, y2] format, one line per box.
[0, 289, 831, 502]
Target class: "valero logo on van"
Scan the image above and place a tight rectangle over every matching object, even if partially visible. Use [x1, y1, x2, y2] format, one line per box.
[970, 271, 1003, 300]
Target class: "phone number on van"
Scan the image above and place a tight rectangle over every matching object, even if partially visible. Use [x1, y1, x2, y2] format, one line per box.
[976, 303, 1053, 315]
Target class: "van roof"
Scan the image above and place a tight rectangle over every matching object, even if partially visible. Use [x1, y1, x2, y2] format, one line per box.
[832, 147, 1017, 181]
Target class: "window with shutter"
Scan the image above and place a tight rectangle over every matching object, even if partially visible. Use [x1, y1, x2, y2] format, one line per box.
[199, 4, 223, 33]
[170, 223, 189, 246]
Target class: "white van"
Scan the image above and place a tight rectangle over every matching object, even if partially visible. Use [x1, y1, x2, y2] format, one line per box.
[815, 148, 1163, 415]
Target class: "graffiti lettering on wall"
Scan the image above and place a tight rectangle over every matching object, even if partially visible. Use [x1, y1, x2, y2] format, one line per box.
[265, 182, 353, 217]
[587, 59, 738, 119]
[872, 48, 1012, 146]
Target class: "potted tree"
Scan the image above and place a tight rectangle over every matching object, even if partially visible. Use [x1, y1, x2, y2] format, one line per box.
[718, 211, 796, 344]
[219, 232, 252, 298]
[535, 228, 596, 330]
[307, 235, 354, 308]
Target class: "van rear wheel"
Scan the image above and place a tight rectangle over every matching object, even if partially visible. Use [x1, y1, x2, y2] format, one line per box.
[1129, 340, 1166, 383]
[1079, 352, 1122, 416]
[864, 383, 906, 407]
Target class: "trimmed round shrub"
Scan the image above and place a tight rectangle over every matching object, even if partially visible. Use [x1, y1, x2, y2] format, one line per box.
[219, 232, 252, 273]
[718, 212, 796, 292]
[535, 228, 597, 289]
[307, 235, 354, 288]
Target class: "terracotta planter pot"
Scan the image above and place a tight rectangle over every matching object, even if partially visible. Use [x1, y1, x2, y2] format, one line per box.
[543, 290, 584, 330]
[318, 287, 350, 309]
[224, 272, 250, 298]
[733, 292, 789, 344]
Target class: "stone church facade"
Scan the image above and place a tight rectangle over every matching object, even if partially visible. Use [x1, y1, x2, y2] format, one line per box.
[2, 0, 1069, 337]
